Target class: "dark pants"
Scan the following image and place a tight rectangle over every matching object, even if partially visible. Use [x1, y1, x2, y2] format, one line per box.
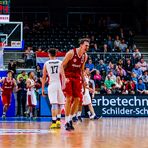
[17, 92, 27, 116]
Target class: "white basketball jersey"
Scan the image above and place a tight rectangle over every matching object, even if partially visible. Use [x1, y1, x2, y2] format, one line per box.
[44, 59, 62, 84]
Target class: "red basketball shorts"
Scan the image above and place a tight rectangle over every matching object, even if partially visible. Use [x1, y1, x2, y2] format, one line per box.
[64, 77, 82, 98]
[1, 93, 12, 106]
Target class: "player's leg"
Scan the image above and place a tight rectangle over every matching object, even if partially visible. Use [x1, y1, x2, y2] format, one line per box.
[63, 78, 73, 130]
[88, 103, 98, 120]
[50, 104, 58, 129]
[76, 101, 83, 122]
[1, 94, 11, 119]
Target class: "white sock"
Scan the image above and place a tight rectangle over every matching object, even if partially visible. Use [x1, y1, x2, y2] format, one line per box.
[77, 111, 82, 117]
[52, 116, 57, 121]
[57, 114, 61, 119]
[3, 112, 6, 115]
[87, 111, 91, 117]
[69, 115, 72, 122]
[72, 114, 76, 118]
[30, 112, 33, 117]
[65, 116, 69, 123]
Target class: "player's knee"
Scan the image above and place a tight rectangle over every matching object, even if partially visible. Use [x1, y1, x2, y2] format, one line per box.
[66, 96, 72, 104]
[52, 104, 58, 110]
[59, 104, 64, 110]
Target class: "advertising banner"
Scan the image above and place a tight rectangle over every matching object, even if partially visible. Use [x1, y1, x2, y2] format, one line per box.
[92, 95, 148, 117]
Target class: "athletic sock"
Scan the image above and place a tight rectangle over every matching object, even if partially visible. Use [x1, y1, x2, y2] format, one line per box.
[87, 111, 91, 117]
[57, 114, 61, 121]
[77, 111, 82, 117]
[65, 116, 69, 123]
[69, 115, 72, 122]
[52, 116, 57, 123]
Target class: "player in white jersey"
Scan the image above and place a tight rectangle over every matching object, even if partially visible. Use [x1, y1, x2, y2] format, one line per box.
[42, 48, 66, 129]
[26, 71, 37, 119]
[82, 68, 99, 119]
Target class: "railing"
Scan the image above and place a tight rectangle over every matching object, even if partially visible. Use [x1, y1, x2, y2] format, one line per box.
[3, 52, 148, 69]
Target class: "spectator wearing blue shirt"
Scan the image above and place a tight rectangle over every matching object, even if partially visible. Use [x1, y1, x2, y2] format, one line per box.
[136, 79, 146, 94]
[132, 64, 142, 79]
[85, 59, 95, 71]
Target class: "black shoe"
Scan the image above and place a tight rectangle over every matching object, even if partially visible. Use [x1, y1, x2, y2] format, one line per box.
[77, 116, 82, 122]
[65, 122, 71, 131]
[94, 116, 99, 120]
[72, 116, 78, 122]
[69, 120, 74, 130]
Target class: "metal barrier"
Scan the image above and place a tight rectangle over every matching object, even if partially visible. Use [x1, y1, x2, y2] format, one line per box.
[3, 52, 148, 69]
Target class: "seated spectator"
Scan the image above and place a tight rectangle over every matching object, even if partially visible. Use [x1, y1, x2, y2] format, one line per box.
[137, 58, 147, 72]
[136, 79, 146, 94]
[132, 64, 142, 79]
[121, 84, 128, 94]
[115, 76, 123, 89]
[100, 83, 107, 94]
[116, 65, 126, 79]
[119, 39, 127, 52]
[114, 35, 121, 52]
[125, 80, 135, 94]
[8, 60, 16, 77]
[94, 70, 102, 88]
[107, 62, 116, 74]
[96, 60, 107, 79]
[105, 70, 116, 82]
[131, 72, 138, 84]
[142, 70, 148, 90]
[133, 48, 141, 63]
[17, 71, 28, 83]
[104, 75, 115, 89]
[85, 59, 95, 71]
[111, 84, 120, 94]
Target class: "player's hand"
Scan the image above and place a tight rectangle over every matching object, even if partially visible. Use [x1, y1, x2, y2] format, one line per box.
[89, 88, 95, 94]
[42, 89, 46, 97]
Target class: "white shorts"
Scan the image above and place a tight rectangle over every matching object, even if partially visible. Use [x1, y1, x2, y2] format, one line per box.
[48, 83, 65, 104]
[27, 90, 37, 106]
[82, 90, 91, 105]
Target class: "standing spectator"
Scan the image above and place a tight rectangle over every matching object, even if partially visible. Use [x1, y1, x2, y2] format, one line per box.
[8, 60, 16, 77]
[124, 59, 133, 80]
[119, 39, 127, 52]
[132, 64, 142, 79]
[114, 35, 121, 52]
[24, 47, 34, 68]
[17, 71, 28, 82]
[133, 48, 141, 63]
[137, 58, 147, 72]
[35, 65, 42, 79]
[142, 70, 148, 90]
[89, 35, 97, 52]
[128, 30, 134, 49]
[107, 35, 114, 51]
[136, 79, 146, 94]
[16, 77, 27, 117]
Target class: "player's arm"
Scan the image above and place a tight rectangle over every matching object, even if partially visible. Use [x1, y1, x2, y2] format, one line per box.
[13, 79, 18, 92]
[42, 64, 47, 96]
[61, 50, 73, 69]
[0, 78, 4, 83]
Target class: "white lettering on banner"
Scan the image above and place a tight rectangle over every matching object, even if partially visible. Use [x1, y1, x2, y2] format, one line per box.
[92, 96, 148, 107]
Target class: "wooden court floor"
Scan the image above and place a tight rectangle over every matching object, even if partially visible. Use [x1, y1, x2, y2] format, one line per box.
[0, 118, 148, 148]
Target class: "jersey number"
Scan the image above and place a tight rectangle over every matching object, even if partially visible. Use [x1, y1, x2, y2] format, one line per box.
[51, 66, 58, 74]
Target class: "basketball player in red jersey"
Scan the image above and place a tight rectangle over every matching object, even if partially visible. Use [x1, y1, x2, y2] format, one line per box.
[62, 38, 89, 130]
[0, 70, 17, 119]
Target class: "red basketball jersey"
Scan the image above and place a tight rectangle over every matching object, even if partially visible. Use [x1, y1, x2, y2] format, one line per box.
[65, 48, 85, 78]
[1, 78, 14, 94]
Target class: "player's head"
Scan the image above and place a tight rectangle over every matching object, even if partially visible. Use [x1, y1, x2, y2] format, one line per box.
[48, 48, 57, 58]
[28, 71, 35, 79]
[79, 38, 90, 53]
[7, 70, 13, 78]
